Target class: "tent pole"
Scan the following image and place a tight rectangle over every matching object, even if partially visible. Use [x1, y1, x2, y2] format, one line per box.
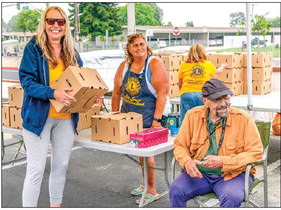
[246, 3, 253, 110]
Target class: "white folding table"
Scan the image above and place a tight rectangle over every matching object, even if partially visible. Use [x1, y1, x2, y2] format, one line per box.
[2, 126, 175, 207]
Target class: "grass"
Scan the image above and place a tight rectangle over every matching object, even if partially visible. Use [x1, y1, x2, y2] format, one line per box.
[208, 46, 280, 58]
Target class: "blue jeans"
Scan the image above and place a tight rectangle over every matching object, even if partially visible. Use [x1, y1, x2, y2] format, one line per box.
[180, 92, 204, 120]
[169, 170, 253, 207]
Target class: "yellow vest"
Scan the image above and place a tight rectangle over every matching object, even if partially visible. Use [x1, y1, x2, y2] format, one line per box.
[178, 60, 216, 95]
[48, 60, 71, 119]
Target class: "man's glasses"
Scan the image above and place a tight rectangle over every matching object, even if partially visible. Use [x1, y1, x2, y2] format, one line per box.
[210, 95, 231, 103]
[45, 18, 66, 26]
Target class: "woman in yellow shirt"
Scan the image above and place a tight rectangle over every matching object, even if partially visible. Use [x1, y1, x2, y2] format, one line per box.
[178, 44, 227, 120]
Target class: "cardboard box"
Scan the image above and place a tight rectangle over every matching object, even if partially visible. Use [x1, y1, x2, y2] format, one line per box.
[215, 53, 242, 68]
[77, 104, 101, 131]
[266, 79, 272, 93]
[225, 81, 243, 96]
[252, 80, 268, 95]
[217, 68, 243, 83]
[242, 52, 272, 67]
[243, 66, 273, 81]
[159, 55, 181, 70]
[168, 70, 179, 84]
[8, 84, 23, 108]
[168, 83, 180, 99]
[50, 66, 108, 113]
[2, 103, 10, 126]
[243, 79, 272, 95]
[181, 54, 188, 62]
[91, 112, 143, 144]
[10, 107, 22, 129]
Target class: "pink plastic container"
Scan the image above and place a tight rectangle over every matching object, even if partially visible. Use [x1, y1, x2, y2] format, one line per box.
[130, 128, 169, 148]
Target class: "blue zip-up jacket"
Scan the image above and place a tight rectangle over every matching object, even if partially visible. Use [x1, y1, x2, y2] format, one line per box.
[19, 37, 83, 136]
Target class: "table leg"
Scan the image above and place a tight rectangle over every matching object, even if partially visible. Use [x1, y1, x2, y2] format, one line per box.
[139, 157, 148, 207]
[1, 132, 4, 160]
[164, 152, 170, 187]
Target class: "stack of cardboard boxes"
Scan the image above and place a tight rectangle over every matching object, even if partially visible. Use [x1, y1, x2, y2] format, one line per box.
[157, 53, 188, 99]
[2, 84, 23, 129]
[242, 52, 273, 95]
[208, 53, 243, 95]
[207, 52, 273, 95]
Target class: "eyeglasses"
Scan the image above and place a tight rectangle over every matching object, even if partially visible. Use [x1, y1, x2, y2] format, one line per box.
[210, 95, 231, 103]
[45, 18, 66, 26]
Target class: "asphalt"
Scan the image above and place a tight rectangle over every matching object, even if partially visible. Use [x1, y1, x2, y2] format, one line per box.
[1, 133, 280, 208]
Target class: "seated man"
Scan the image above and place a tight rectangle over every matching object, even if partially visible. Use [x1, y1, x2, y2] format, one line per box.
[169, 79, 263, 207]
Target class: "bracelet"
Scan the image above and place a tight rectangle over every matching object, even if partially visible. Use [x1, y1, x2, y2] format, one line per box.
[153, 117, 162, 122]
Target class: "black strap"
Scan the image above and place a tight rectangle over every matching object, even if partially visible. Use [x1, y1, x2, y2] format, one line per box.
[207, 118, 226, 150]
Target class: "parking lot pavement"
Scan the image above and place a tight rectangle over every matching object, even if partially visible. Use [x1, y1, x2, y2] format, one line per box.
[1, 134, 280, 208]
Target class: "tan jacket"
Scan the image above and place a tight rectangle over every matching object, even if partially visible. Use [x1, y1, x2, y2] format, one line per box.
[174, 106, 263, 181]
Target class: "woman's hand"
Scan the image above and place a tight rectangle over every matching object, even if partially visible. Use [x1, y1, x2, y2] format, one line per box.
[151, 120, 162, 128]
[94, 97, 103, 104]
[53, 88, 76, 106]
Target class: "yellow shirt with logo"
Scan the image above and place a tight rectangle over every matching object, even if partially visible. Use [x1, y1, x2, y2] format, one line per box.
[178, 60, 216, 95]
[48, 60, 71, 119]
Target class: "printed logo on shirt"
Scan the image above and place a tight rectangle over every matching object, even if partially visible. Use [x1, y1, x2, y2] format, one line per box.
[125, 77, 141, 96]
[190, 65, 205, 79]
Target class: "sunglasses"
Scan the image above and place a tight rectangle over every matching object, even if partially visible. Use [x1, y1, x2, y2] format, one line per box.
[45, 18, 66, 26]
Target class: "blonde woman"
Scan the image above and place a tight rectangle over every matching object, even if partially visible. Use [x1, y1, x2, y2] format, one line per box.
[178, 44, 227, 120]
[19, 6, 83, 207]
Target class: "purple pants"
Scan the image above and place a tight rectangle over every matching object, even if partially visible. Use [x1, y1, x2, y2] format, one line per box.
[169, 170, 253, 207]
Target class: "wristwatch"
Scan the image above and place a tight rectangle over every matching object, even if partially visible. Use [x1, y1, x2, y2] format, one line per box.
[153, 117, 162, 122]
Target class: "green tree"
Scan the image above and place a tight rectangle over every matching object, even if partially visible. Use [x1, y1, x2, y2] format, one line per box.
[16, 9, 42, 32]
[229, 12, 246, 27]
[118, 3, 163, 26]
[251, 14, 271, 45]
[2, 19, 8, 32]
[269, 16, 280, 27]
[185, 21, 194, 27]
[7, 15, 21, 32]
[69, 3, 123, 39]
[146, 3, 164, 25]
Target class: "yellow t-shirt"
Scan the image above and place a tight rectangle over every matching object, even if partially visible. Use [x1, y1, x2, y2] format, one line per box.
[48, 60, 71, 119]
[178, 60, 216, 95]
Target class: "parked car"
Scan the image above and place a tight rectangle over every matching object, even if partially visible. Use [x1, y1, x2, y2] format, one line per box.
[2, 40, 20, 56]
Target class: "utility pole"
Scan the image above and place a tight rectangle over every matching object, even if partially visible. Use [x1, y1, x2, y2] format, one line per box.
[74, 3, 79, 41]
[127, 3, 136, 36]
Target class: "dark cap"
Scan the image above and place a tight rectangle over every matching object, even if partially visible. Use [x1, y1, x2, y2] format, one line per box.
[202, 79, 233, 100]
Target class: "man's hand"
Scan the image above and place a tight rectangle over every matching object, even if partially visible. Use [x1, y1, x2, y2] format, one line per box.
[200, 155, 222, 169]
[184, 159, 203, 178]
[53, 88, 76, 106]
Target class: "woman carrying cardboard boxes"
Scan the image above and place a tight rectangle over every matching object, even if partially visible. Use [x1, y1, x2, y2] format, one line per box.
[112, 33, 170, 204]
[19, 6, 83, 207]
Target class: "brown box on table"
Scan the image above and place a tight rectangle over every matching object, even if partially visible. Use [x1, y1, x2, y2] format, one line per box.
[77, 104, 101, 131]
[217, 68, 243, 83]
[168, 70, 179, 84]
[91, 112, 143, 144]
[2, 103, 10, 126]
[168, 83, 180, 99]
[9, 107, 22, 129]
[8, 84, 23, 108]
